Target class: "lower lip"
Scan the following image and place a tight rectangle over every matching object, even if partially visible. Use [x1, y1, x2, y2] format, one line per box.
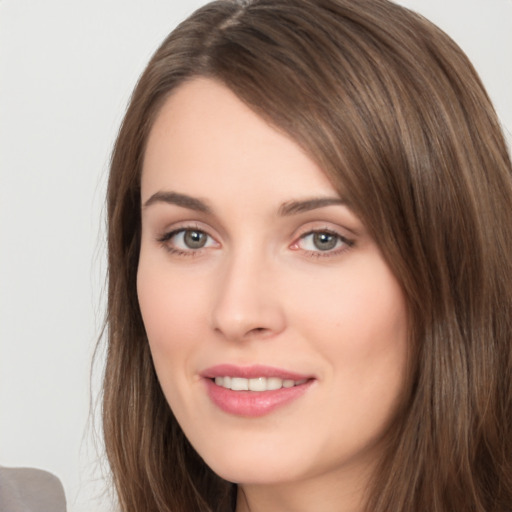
[204, 378, 313, 417]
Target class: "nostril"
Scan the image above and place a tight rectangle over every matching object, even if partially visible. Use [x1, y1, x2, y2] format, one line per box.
[249, 327, 267, 335]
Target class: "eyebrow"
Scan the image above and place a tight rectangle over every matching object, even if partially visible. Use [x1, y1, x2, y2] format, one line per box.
[143, 191, 212, 213]
[143, 191, 347, 216]
[278, 197, 347, 216]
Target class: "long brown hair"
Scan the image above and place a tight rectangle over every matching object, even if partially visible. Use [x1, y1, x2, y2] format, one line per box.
[103, 0, 512, 510]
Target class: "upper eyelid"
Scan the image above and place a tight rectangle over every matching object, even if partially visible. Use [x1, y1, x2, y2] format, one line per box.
[157, 227, 219, 256]
[301, 228, 352, 240]
[155, 218, 228, 244]
[283, 207, 362, 235]
[158, 221, 215, 238]
[155, 222, 356, 247]
[295, 230, 353, 247]
[159, 226, 215, 242]
[292, 222, 355, 242]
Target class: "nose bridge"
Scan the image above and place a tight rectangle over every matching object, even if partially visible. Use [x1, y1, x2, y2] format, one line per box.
[211, 242, 285, 341]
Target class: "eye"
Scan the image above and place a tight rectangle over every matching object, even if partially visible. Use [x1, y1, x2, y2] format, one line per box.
[158, 228, 218, 254]
[293, 229, 353, 255]
[180, 229, 209, 249]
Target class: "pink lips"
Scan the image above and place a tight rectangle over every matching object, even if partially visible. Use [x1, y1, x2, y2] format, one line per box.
[201, 364, 314, 417]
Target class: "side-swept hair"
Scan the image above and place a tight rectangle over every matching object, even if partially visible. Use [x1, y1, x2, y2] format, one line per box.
[103, 1, 512, 510]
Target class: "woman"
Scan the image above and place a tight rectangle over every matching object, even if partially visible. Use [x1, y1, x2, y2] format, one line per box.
[102, 0, 512, 510]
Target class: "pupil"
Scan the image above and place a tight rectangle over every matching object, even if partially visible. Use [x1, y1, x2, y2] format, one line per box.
[313, 232, 337, 251]
[184, 230, 206, 249]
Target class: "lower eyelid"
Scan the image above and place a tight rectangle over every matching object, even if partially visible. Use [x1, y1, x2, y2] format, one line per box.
[291, 230, 355, 258]
[303, 242, 353, 259]
[156, 226, 353, 256]
[157, 227, 219, 253]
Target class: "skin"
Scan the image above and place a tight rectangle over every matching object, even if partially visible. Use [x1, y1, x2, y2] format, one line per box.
[137, 78, 409, 512]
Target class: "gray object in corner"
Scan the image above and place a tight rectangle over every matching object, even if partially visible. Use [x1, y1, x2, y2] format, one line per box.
[0, 466, 67, 512]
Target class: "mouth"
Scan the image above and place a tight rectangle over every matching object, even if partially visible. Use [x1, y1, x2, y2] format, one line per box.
[201, 364, 315, 417]
[212, 376, 308, 391]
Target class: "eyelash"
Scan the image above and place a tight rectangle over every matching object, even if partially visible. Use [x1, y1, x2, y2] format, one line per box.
[156, 226, 354, 258]
[294, 229, 354, 258]
[157, 226, 215, 256]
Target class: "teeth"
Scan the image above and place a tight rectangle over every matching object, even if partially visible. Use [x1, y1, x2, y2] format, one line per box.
[214, 376, 307, 391]
[267, 377, 282, 390]
[249, 377, 266, 391]
[231, 377, 249, 391]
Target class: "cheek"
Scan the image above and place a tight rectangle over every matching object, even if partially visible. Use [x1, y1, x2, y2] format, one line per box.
[136, 258, 211, 424]
[289, 254, 408, 413]
[293, 255, 407, 352]
[136, 257, 208, 360]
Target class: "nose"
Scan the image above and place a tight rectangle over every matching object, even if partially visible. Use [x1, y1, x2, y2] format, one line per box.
[210, 250, 286, 342]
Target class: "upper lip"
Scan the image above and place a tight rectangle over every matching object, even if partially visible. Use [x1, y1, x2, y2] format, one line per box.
[200, 364, 312, 381]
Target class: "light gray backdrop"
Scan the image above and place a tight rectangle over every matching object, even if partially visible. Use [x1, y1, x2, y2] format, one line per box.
[1, 1, 510, 511]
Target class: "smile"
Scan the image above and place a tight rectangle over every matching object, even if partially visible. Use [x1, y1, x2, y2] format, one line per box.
[214, 376, 308, 391]
[201, 365, 314, 417]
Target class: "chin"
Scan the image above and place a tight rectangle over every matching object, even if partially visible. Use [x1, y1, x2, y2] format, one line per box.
[194, 438, 305, 485]
[210, 460, 298, 486]
[189, 421, 382, 490]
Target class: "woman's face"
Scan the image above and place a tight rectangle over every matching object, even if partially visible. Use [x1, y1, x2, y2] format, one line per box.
[138, 78, 408, 506]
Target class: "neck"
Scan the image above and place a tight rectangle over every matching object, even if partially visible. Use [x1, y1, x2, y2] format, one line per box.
[235, 464, 371, 512]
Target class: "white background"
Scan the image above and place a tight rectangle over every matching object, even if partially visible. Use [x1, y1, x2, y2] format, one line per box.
[0, 1, 510, 511]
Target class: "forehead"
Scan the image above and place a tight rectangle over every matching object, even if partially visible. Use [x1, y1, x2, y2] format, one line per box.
[141, 78, 339, 204]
